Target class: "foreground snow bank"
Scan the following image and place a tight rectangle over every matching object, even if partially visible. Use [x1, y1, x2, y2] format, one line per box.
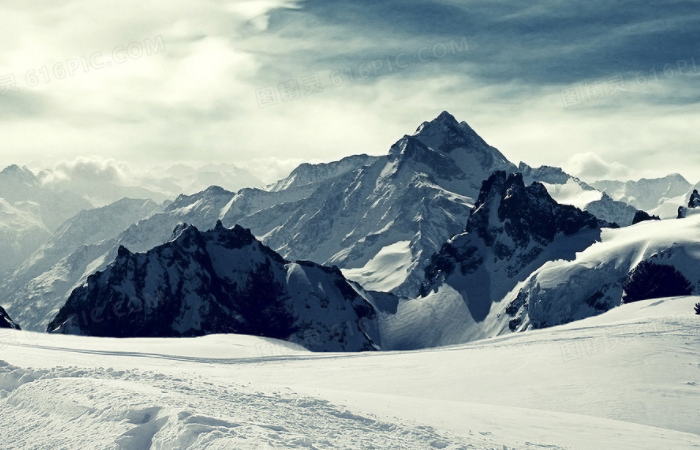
[0, 296, 698, 449]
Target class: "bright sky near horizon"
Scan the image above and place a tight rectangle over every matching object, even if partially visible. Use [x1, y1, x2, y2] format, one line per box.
[1, 0, 699, 183]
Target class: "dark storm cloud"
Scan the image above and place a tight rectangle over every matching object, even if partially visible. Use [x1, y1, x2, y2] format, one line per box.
[264, 0, 700, 86]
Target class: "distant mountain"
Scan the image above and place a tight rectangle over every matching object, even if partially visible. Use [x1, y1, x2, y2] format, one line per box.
[166, 163, 266, 196]
[519, 163, 638, 226]
[505, 213, 700, 331]
[0, 165, 93, 274]
[48, 221, 381, 352]
[592, 174, 692, 218]
[381, 171, 610, 349]
[0, 306, 20, 330]
[0, 198, 161, 330]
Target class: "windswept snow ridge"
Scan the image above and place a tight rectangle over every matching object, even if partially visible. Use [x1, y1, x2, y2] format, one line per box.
[506, 212, 700, 330]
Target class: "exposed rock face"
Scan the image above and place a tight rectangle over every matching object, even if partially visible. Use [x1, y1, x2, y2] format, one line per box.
[677, 189, 700, 218]
[632, 210, 661, 224]
[423, 171, 608, 290]
[0, 306, 20, 330]
[688, 189, 700, 208]
[622, 261, 692, 303]
[47, 221, 380, 352]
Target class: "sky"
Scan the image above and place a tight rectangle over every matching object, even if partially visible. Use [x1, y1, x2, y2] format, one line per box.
[1, 0, 700, 183]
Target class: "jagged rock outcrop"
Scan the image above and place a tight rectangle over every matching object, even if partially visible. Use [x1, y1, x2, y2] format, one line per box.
[386, 171, 610, 348]
[0, 306, 20, 330]
[422, 171, 609, 295]
[677, 189, 700, 218]
[688, 189, 700, 208]
[47, 221, 381, 352]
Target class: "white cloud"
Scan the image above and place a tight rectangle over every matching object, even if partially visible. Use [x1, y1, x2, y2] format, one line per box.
[243, 157, 306, 184]
[564, 152, 633, 182]
[0, 0, 699, 185]
[41, 156, 134, 185]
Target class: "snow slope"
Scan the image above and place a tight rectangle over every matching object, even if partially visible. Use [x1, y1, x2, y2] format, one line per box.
[506, 213, 700, 331]
[0, 296, 698, 449]
[265, 154, 379, 192]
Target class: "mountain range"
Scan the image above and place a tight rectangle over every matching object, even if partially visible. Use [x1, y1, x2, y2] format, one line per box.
[1, 111, 698, 352]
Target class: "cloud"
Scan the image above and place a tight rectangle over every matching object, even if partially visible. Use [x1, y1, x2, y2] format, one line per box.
[41, 156, 134, 185]
[565, 152, 633, 181]
[1, 0, 699, 183]
[243, 157, 306, 184]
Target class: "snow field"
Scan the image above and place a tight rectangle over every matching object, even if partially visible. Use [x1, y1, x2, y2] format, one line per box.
[1, 296, 699, 449]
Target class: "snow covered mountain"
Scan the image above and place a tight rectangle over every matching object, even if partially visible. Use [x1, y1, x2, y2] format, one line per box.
[520, 162, 639, 226]
[0, 198, 161, 330]
[7, 111, 656, 335]
[256, 111, 516, 296]
[265, 154, 379, 192]
[592, 173, 692, 218]
[0, 306, 20, 330]
[504, 210, 700, 332]
[0, 165, 93, 274]
[380, 171, 610, 349]
[47, 221, 381, 352]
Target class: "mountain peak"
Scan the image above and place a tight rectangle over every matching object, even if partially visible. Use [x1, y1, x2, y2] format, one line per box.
[435, 110, 459, 124]
[0, 164, 38, 185]
[0, 305, 20, 330]
[467, 171, 606, 248]
[410, 112, 498, 160]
